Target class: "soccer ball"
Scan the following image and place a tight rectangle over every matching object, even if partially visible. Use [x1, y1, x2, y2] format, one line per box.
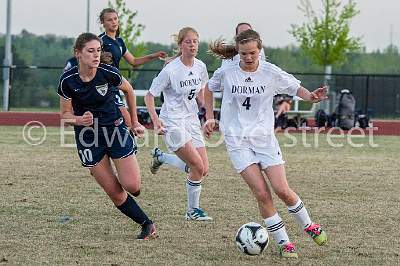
[235, 222, 269, 255]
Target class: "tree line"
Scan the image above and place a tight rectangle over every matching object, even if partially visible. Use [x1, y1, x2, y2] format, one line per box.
[0, 30, 399, 108]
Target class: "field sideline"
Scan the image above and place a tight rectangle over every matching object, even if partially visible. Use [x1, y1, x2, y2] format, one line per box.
[0, 126, 399, 265]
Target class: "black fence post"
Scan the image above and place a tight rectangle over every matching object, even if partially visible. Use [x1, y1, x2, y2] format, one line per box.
[365, 75, 369, 115]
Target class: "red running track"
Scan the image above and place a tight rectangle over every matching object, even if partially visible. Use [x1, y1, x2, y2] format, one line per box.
[0, 112, 399, 136]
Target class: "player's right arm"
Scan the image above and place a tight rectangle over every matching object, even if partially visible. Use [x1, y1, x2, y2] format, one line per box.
[57, 72, 92, 126]
[60, 98, 93, 126]
[144, 68, 169, 135]
[144, 92, 166, 135]
[203, 67, 224, 138]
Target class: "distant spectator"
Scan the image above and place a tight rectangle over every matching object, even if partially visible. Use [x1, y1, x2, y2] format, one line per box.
[275, 95, 293, 129]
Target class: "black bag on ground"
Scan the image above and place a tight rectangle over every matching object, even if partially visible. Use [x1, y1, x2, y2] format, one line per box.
[286, 118, 298, 128]
[137, 108, 151, 125]
[327, 113, 337, 128]
[336, 89, 356, 130]
[315, 109, 327, 128]
[275, 113, 288, 129]
[357, 114, 369, 129]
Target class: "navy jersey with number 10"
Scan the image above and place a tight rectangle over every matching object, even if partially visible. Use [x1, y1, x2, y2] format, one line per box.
[57, 63, 123, 126]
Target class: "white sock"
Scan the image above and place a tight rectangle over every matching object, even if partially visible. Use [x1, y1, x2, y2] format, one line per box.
[160, 153, 189, 173]
[264, 213, 290, 246]
[288, 197, 312, 229]
[186, 179, 202, 211]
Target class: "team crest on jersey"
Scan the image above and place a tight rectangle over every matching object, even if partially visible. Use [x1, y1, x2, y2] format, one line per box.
[96, 84, 108, 96]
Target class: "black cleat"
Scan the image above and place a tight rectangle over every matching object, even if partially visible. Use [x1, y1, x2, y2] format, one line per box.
[137, 223, 157, 240]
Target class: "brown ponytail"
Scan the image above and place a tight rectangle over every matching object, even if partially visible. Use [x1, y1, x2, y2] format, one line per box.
[208, 39, 238, 59]
[208, 29, 262, 60]
[100, 52, 113, 65]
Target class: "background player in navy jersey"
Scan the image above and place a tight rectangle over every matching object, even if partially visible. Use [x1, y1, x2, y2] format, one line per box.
[58, 33, 156, 240]
[144, 27, 212, 221]
[204, 29, 328, 258]
[98, 8, 167, 69]
[63, 57, 78, 72]
[97, 7, 167, 134]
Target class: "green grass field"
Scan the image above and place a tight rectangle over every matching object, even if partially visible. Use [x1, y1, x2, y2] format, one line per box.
[0, 126, 399, 265]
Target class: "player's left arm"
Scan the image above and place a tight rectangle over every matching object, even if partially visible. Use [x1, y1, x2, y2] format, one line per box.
[296, 86, 328, 103]
[196, 66, 209, 109]
[123, 50, 167, 67]
[118, 77, 145, 137]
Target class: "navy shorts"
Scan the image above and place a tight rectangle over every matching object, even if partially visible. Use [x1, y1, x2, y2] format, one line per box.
[74, 123, 137, 167]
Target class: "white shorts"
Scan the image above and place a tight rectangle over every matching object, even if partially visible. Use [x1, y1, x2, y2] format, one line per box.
[160, 115, 205, 152]
[224, 134, 285, 173]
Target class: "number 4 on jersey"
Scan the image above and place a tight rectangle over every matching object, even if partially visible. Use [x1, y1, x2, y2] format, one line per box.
[242, 97, 251, 110]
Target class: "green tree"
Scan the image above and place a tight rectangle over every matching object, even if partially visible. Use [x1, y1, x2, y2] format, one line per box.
[290, 0, 362, 68]
[290, 0, 362, 111]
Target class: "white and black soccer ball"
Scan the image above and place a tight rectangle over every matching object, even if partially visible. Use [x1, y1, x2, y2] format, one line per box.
[235, 222, 269, 255]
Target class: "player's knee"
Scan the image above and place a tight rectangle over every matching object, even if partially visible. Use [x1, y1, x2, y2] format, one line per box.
[187, 156, 203, 174]
[275, 188, 292, 202]
[109, 191, 127, 206]
[191, 161, 204, 178]
[124, 183, 141, 195]
[255, 190, 272, 203]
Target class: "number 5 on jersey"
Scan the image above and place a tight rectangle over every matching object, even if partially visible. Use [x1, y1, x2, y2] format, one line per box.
[188, 89, 196, 100]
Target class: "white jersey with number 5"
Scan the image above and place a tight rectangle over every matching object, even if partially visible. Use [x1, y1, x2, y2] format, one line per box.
[208, 61, 301, 137]
[148, 57, 208, 119]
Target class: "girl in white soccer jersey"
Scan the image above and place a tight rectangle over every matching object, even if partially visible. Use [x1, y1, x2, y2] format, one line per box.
[149, 23, 265, 176]
[204, 29, 328, 258]
[144, 27, 212, 221]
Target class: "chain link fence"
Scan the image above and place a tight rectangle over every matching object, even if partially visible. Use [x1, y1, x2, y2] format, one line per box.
[1, 65, 399, 118]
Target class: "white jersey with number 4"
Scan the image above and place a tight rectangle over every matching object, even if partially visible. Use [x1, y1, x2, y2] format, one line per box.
[149, 57, 208, 119]
[208, 61, 301, 137]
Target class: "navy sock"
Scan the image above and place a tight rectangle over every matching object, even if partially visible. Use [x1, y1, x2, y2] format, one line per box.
[116, 194, 152, 225]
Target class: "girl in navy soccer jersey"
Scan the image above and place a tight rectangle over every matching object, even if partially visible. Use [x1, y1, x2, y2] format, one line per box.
[63, 53, 133, 129]
[97, 8, 166, 133]
[204, 30, 328, 258]
[98, 8, 167, 69]
[144, 27, 212, 221]
[58, 33, 156, 240]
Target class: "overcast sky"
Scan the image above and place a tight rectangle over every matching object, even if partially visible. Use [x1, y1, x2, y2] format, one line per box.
[0, 0, 399, 51]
